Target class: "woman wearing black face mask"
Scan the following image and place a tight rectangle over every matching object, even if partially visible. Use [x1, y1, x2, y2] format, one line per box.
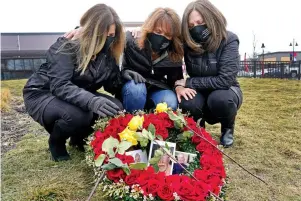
[175, 0, 243, 148]
[121, 8, 191, 113]
[23, 4, 125, 161]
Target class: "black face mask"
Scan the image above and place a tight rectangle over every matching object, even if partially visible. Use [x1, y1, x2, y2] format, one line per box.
[147, 33, 171, 53]
[189, 25, 211, 43]
[101, 36, 115, 53]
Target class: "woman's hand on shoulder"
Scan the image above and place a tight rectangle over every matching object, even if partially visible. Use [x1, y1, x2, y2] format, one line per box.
[63, 27, 82, 40]
[175, 86, 197, 103]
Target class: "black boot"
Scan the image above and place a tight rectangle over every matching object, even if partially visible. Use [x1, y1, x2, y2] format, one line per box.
[220, 126, 234, 148]
[220, 117, 235, 148]
[48, 137, 70, 162]
[69, 136, 86, 152]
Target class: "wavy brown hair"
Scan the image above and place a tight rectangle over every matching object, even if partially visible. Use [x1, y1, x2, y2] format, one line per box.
[137, 8, 183, 62]
[182, 0, 227, 53]
[60, 4, 125, 73]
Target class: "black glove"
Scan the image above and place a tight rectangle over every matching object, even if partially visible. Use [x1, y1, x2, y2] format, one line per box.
[122, 69, 146, 84]
[88, 97, 120, 118]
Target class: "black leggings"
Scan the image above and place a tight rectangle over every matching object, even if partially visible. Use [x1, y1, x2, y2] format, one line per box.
[179, 89, 242, 128]
[43, 92, 123, 141]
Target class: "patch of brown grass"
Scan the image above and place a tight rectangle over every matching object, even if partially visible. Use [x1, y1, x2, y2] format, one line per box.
[1, 88, 12, 112]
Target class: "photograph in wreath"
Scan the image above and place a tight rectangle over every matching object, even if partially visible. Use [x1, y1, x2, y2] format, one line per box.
[85, 103, 226, 201]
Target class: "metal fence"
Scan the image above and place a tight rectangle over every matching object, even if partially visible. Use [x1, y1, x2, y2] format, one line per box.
[238, 61, 301, 80]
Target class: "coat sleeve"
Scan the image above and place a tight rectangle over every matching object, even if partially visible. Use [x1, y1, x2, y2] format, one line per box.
[47, 37, 95, 111]
[185, 34, 239, 90]
[103, 62, 124, 95]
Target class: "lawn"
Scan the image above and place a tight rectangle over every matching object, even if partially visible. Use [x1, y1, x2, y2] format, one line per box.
[1, 78, 301, 201]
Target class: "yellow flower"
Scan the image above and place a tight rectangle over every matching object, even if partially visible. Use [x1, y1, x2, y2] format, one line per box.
[128, 116, 144, 131]
[118, 127, 138, 146]
[155, 102, 168, 113]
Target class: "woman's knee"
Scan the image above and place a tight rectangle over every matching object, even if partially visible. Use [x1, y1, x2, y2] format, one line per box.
[59, 110, 93, 132]
[150, 90, 178, 110]
[122, 80, 147, 97]
[207, 90, 237, 116]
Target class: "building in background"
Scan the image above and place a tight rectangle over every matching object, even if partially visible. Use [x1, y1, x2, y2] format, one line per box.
[258, 51, 301, 62]
[1, 22, 143, 80]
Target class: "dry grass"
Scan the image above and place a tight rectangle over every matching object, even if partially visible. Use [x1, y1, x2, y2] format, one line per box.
[1, 78, 301, 201]
[1, 88, 12, 112]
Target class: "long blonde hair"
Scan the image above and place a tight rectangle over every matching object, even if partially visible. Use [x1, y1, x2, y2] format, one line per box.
[60, 4, 125, 73]
[137, 8, 183, 62]
[182, 0, 227, 53]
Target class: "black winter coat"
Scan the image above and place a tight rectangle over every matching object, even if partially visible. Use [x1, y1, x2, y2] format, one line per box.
[122, 31, 183, 90]
[23, 37, 122, 126]
[184, 31, 243, 105]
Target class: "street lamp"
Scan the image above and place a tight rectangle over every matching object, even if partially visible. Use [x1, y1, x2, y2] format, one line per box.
[289, 39, 298, 62]
[261, 43, 265, 77]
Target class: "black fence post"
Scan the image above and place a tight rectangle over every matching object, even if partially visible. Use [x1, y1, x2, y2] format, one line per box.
[253, 60, 256, 78]
[298, 61, 301, 80]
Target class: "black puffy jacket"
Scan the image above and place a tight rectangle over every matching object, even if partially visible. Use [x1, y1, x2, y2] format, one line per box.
[184, 31, 242, 104]
[23, 37, 122, 125]
[122, 31, 183, 90]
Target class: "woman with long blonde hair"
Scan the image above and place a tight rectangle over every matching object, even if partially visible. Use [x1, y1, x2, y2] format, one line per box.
[23, 4, 125, 161]
[121, 8, 195, 112]
[175, 0, 243, 147]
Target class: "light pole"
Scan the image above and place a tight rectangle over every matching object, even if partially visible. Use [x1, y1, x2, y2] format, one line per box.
[261, 43, 265, 77]
[289, 39, 298, 62]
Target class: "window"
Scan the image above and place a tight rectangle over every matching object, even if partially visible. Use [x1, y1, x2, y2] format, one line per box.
[15, 59, 24, 70]
[7, 60, 15, 70]
[24, 59, 34, 70]
[1, 60, 5, 70]
[33, 59, 46, 70]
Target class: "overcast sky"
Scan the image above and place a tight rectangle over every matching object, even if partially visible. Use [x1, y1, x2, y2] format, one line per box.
[1, 0, 300, 57]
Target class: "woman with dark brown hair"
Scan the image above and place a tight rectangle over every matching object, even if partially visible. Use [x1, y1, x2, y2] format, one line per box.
[175, 0, 243, 147]
[23, 4, 125, 161]
[121, 8, 195, 112]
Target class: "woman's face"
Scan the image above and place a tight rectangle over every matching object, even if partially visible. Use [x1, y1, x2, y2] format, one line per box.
[107, 24, 116, 37]
[153, 26, 172, 40]
[188, 10, 205, 29]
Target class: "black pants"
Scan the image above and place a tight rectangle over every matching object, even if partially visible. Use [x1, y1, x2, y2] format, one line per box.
[43, 92, 123, 142]
[179, 89, 242, 128]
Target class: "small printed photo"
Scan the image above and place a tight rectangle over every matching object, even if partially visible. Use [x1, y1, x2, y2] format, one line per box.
[172, 151, 197, 175]
[149, 140, 176, 176]
[125, 149, 148, 164]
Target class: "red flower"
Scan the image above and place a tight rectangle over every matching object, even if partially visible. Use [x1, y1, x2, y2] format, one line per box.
[157, 183, 174, 201]
[125, 169, 141, 186]
[177, 178, 197, 201]
[106, 168, 126, 183]
[193, 169, 209, 181]
[116, 154, 134, 165]
[142, 179, 160, 196]
[137, 166, 155, 187]
[119, 114, 133, 127]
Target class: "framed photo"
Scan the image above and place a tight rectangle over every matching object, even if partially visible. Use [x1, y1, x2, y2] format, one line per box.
[125, 149, 148, 164]
[172, 151, 197, 175]
[148, 140, 176, 176]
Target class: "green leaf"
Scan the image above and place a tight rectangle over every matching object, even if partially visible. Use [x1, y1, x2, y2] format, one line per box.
[156, 135, 163, 141]
[153, 164, 159, 172]
[148, 124, 156, 135]
[129, 163, 148, 170]
[95, 154, 106, 167]
[102, 136, 119, 158]
[101, 163, 117, 170]
[108, 158, 124, 167]
[149, 157, 160, 165]
[117, 141, 132, 155]
[122, 165, 131, 175]
[183, 131, 193, 138]
[134, 132, 149, 147]
[167, 110, 181, 121]
[174, 120, 183, 129]
[154, 149, 163, 158]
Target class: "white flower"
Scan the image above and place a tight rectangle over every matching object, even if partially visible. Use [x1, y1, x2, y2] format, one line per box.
[149, 194, 154, 200]
[173, 192, 181, 200]
[143, 195, 147, 201]
[140, 189, 144, 194]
